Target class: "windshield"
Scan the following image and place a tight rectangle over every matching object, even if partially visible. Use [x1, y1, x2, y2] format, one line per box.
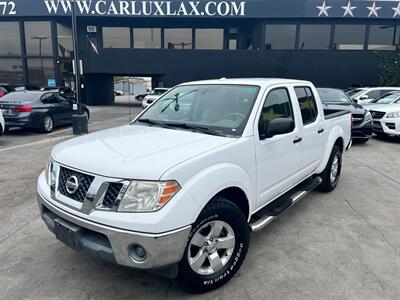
[150, 89, 168, 96]
[347, 89, 365, 97]
[317, 88, 352, 103]
[135, 84, 260, 137]
[371, 93, 400, 104]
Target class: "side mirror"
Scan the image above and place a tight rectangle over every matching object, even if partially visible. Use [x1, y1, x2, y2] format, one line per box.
[352, 98, 358, 104]
[360, 95, 369, 100]
[261, 118, 294, 139]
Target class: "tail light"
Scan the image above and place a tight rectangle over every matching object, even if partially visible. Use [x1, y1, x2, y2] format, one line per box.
[13, 105, 33, 113]
[0, 91, 5, 97]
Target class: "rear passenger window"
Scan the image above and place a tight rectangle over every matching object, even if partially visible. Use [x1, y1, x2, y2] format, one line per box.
[294, 87, 318, 125]
[258, 88, 294, 137]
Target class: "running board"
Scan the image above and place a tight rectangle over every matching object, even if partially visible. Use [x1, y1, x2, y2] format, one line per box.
[250, 176, 322, 232]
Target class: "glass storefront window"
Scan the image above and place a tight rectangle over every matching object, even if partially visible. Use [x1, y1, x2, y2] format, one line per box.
[25, 21, 53, 56]
[265, 25, 296, 50]
[57, 23, 73, 58]
[164, 28, 192, 49]
[133, 28, 161, 48]
[368, 25, 397, 50]
[0, 59, 24, 84]
[102, 27, 130, 48]
[334, 25, 365, 50]
[0, 22, 21, 56]
[195, 29, 223, 49]
[27, 58, 55, 85]
[299, 25, 331, 50]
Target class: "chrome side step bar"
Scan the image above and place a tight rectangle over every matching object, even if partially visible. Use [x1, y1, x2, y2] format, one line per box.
[250, 176, 322, 232]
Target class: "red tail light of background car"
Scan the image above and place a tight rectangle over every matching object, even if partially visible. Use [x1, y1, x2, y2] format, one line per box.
[13, 105, 33, 113]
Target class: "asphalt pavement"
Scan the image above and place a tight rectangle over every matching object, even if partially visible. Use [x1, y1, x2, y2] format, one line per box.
[0, 103, 399, 299]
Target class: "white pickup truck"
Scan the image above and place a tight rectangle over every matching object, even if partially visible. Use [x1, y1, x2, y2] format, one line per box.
[37, 78, 351, 293]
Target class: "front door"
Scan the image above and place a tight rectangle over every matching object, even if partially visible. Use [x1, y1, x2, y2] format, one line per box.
[255, 87, 303, 209]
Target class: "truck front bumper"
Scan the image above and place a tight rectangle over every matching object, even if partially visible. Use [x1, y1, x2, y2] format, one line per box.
[37, 191, 191, 271]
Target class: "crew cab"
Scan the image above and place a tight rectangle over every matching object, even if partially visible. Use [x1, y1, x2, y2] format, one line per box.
[37, 79, 351, 293]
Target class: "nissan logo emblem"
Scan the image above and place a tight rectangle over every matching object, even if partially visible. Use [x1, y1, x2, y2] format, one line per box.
[65, 175, 79, 194]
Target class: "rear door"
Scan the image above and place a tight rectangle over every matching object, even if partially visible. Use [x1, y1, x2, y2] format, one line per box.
[40, 93, 64, 125]
[254, 86, 303, 209]
[293, 86, 325, 175]
[55, 93, 73, 124]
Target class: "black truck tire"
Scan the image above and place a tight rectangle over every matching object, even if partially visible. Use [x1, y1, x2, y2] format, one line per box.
[176, 198, 250, 293]
[318, 145, 342, 192]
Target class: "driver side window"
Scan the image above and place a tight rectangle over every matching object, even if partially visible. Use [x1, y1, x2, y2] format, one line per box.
[258, 88, 294, 138]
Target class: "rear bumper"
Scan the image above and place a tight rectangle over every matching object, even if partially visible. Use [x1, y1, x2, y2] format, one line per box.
[4, 114, 36, 128]
[37, 190, 191, 270]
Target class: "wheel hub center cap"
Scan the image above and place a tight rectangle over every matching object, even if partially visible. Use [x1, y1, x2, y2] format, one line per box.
[204, 239, 218, 253]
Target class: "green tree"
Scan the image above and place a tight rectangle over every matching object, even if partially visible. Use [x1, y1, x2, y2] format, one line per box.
[378, 53, 400, 86]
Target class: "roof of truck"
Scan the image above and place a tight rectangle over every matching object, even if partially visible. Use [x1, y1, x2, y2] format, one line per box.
[181, 78, 312, 87]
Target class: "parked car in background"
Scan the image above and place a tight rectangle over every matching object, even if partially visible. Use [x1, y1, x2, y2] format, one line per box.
[142, 87, 169, 109]
[37, 78, 351, 293]
[370, 104, 400, 137]
[362, 91, 400, 110]
[135, 92, 149, 101]
[317, 88, 373, 143]
[0, 90, 89, 133]
[347, 87, 400, 105]
[114, 90, 124, 96]
[0, 107, 4, 136]
[0, 84, 17, 97]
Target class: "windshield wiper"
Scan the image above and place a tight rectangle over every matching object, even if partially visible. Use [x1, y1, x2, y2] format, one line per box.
[136, 118, 173, 129]
[164, 122, 225, 137]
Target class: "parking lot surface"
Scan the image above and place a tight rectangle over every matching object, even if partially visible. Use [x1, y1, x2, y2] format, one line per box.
[1, 104, 400, 299]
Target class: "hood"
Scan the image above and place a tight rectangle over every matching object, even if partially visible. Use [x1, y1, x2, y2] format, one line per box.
[52, 124, 234, 179]
[369, 104, 400, 113]
[362, 103, 390, 111]
[322, 102, 365, 115]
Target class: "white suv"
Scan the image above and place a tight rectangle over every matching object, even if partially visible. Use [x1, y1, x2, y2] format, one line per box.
[0, 108, 5, 136]
[370, 104, 400, 137]
[348, 87, 400, 105]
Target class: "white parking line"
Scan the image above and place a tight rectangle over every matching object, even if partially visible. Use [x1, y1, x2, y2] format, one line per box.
[0, 135, 73, 152]
[46, 121, 100, 136]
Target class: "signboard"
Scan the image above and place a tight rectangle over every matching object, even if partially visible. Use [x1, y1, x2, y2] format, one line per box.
[48, 78, 56, 87]
[1, 0, 400, 19]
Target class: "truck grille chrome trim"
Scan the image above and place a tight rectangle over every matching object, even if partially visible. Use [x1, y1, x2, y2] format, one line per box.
[53, 163, 129, 213]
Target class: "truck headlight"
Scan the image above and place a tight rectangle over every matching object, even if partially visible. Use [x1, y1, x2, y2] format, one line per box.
[386, 112, 400, 118]
[365, 111, 372, 121]
[45, 160, 56, 187]
[118, 180, 181, 212]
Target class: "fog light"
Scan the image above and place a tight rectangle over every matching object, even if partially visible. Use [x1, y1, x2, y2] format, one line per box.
[129, 244, 147, 262]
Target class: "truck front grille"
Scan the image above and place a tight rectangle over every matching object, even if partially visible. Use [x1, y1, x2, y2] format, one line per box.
[58, 167, 94, 202]
[370, 110, 386, 119]
[102, 182, 124, 209]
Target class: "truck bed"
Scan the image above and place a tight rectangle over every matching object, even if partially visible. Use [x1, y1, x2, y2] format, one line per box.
[323, 108, 351, 120]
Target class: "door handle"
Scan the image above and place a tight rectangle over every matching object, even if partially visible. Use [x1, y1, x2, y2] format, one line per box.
[293, 137, 302, 144]
[318, 128, 324, 134]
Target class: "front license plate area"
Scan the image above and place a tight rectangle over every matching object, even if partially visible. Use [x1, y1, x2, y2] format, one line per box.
[54, 218, 84, 251]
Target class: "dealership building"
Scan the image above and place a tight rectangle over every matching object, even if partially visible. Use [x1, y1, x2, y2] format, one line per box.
[1, 0, 400, 104]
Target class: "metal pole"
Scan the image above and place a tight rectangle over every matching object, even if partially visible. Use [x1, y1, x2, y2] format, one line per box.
[71, 0, 88, 134]
[71, 0, 82, 115]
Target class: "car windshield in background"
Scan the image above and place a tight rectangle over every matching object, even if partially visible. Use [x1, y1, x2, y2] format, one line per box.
[317, 88, 351, 103]
[0, 91, 40, 102]
[136, 84, 260, 137]
[347, 89, 365, 97]
[371, 93, 400, 104]
[150, 89, 168, 95]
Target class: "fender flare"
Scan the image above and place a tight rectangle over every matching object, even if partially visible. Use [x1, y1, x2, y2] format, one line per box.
[182, 162, 255, 221]
[316, 126, 344, 174]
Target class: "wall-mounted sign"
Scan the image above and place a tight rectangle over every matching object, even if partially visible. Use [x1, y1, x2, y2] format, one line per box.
[48, 78, 56, 87]
[1, 0, 400, 19]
